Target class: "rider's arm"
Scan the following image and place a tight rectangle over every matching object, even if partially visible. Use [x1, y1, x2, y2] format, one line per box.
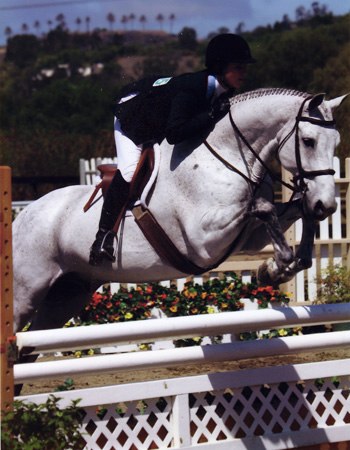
[165, 90, 216, 145]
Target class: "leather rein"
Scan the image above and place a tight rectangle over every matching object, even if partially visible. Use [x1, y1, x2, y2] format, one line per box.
[204, 95, 336, 196]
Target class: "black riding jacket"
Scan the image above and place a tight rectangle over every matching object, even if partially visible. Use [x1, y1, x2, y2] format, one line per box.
[114, 70, 233, 145]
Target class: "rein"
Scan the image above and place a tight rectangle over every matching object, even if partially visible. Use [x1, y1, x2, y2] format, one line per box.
[204, 96, 336, 196]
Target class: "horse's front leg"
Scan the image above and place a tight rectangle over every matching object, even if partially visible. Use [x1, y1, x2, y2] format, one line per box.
[290, 217, 316, 271]
[250, 198, 294, 285]
[251, 197, 316, 286]
[260, 217, 316, 285]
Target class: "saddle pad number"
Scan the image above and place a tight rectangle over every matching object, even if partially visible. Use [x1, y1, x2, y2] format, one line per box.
[153, 77, 172, 87]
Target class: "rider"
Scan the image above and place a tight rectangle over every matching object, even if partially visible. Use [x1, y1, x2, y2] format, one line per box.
[89, 33, 256, 266]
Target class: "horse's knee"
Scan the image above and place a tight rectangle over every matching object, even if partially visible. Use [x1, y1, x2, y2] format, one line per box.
[250, 198, 275, 222]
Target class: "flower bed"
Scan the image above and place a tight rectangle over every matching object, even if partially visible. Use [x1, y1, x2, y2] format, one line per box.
[77, 273, 291, 325]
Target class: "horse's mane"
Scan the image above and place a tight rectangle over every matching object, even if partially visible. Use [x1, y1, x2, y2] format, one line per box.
[231, 88, 309, 105]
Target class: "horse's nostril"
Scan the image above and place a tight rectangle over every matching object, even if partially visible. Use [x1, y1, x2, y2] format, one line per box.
[314, 200, 325, 214]
[313, 200, 336, 220]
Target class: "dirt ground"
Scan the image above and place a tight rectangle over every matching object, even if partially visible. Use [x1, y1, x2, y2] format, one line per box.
[20, 347, 350, 396]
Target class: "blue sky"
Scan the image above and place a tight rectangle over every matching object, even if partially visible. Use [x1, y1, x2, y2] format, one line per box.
[0, 0, 349, 45]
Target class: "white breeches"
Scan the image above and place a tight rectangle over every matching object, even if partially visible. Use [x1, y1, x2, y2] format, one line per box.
[114, 118, 142, 182]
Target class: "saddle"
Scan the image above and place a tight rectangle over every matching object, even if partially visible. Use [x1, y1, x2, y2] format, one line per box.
[83, 146, 155, 214]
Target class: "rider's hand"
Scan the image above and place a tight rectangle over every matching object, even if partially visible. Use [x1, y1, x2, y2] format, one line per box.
[208, 94, 231, 122]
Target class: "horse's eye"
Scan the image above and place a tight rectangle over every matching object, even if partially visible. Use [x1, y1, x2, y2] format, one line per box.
[302, 137, 315, 148]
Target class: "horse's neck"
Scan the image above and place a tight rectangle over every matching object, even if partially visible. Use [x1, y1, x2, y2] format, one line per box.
[149, 93, 303, 266]
[211, 93, 302, 178]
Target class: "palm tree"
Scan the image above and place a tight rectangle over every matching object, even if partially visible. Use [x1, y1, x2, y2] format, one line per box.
[139, 15, 147, 30]
[121, 15, 128, 30]
[21, 23, 29, 34]
[106, 12, 115, 31]
[129, 13, 135, 29]
[4, 26, 12, 39]
[56, 13, 66, 30]
[169, 13, 175, 33]
[156, 14, 164, 30]
[75, 17, 82, 31]
[235, 22, 245, 34]
[34, 20, 40, 36]
[85, 16, 91, 33]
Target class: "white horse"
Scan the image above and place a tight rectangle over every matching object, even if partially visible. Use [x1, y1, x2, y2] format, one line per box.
[13, 88, 346, 334]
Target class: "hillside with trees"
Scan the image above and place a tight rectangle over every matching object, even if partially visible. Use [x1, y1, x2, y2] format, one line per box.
[0, 3, 349, 199]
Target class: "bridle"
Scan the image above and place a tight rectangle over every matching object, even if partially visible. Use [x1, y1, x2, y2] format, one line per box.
[204, 95, 336, 196]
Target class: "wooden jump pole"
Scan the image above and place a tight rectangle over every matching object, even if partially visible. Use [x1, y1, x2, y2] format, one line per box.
[0, 166, 14, 416]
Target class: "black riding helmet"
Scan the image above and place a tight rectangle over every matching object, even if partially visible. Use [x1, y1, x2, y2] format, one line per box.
[205, 33, 256, 74]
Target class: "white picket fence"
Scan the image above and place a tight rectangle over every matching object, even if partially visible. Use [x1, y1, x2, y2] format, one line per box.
[79, 156, 350, 301]
[16, 304, 350, 449]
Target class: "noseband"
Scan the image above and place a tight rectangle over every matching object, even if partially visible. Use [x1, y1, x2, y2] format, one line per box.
[204, 95, 336, 196]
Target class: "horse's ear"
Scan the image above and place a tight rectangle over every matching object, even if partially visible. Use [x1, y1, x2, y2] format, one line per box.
[308, 93, 325, 111]
[326, 94, 349, 112]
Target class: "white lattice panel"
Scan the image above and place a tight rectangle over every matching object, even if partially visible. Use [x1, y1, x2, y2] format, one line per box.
[188, 376, 350, 446]
[81, 397, 174, 450]
[73, 373, 350, 449]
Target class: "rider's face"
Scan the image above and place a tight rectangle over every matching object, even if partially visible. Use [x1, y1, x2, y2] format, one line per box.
[221, 63, 248, 89]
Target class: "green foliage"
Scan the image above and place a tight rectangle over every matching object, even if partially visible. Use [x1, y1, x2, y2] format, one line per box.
[317, 264, 350, 303]
[1, 395, 85, 450]
[1, 13, 349, 195]
[178, 27, 198, 50]
[54, 378, 76, 392]
[5, 34, 40, 68]
[310, 42, 350, 163]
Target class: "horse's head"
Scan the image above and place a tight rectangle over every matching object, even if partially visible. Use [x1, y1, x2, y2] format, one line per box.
[277, 93, 348, 221]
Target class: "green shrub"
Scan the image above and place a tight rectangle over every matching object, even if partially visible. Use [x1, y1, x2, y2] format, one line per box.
[317, 264, 350, 303]
[1, 395, 85, 450]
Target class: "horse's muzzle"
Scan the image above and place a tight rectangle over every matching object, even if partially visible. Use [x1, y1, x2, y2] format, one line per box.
[309, 199, 337, 221]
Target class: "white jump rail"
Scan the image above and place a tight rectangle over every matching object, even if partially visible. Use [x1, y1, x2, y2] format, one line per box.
[16, 303, 350, 355]
[14, 330, 350, 384]
[14, 304, 350, 384]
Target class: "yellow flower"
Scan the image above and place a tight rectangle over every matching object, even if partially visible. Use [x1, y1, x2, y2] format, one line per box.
[278, 329, 288, 336]
[139, 343, 150, 351]
[170, 305, 178, 312]
[207, 306, 216, 314]
[125, 312, 133, 320]
[293, 327, 303, 335]
[74, 351, 82, 358]
[221, 302, 228, 309]
[87, 349, 94, 356]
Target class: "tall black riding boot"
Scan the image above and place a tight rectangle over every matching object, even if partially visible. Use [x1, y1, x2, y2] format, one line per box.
[89, 171, 130, 266]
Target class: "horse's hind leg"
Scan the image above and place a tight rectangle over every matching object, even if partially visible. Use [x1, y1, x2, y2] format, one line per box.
[15, 273, 95, 395]
[29, 272, 94, 331]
